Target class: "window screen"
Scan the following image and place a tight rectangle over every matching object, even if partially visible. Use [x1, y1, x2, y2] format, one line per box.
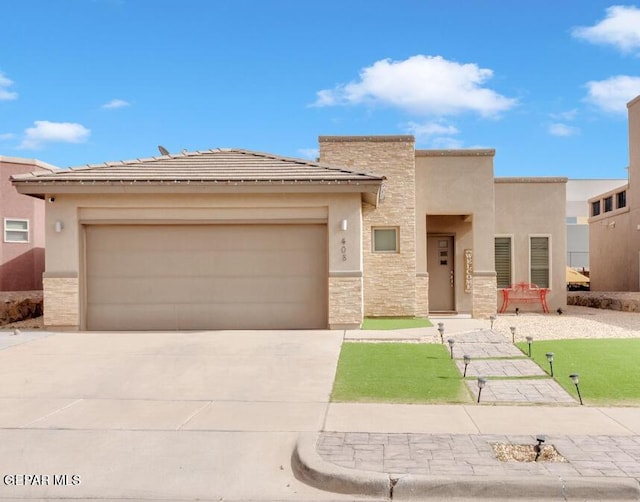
[530, 236, 549, 288]
[494, 237, 512, 289]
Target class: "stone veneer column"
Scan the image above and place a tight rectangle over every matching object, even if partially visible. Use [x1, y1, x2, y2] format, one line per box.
[320, 136, 417, 317]
[328, 274, 363, 329]
[415, 273, 429, 317]
[43, 273, 79, 329]
[472, 272, 497, 319]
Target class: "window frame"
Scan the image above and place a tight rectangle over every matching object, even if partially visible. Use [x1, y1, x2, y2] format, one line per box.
[494, 235, 514, 289]
[3, 218, 30, 243]
[616, 190, 626, 209]
[372, 227, 399, 253]
[603, 196, 613, 213]
[591, 200, 601, 217]
[529, 234, 551, 289]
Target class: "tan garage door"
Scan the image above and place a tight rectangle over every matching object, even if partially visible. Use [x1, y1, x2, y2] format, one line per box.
[85, 224, 327, 330]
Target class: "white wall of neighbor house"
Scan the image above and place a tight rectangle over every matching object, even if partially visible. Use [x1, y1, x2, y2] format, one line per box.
[41, 191, 365, 329]
[415, 150, 497, 318]
[494, 179, 567, 312]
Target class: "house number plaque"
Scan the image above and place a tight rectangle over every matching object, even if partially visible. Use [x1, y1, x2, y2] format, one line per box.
[464, 249, 473, 293]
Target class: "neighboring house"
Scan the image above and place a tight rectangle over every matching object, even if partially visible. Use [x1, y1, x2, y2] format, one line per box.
[566, 179, 626, 271]
[1, 156, 58, 291]
[588, 96, 640, 292]
[12, 139, 567, 331]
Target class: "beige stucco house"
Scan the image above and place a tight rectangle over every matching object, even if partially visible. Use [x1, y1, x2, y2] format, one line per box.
[12, 137, 567, 331]
[588, 96, 640, 292]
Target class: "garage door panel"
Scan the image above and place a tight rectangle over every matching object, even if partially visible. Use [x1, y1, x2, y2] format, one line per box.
[85, 224, 327, 330]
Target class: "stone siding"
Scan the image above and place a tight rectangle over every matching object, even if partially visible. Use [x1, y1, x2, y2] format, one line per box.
[328, 275, 363, 328]
[472, 273, 497, 318]
[43, 276, 79, 328]
[568, 291, 640, 312]
[320, 136, 417, 317]
[416, 274, 429, 317]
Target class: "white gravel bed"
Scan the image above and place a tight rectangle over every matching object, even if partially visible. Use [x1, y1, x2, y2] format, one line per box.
[492, 305, 640, 341]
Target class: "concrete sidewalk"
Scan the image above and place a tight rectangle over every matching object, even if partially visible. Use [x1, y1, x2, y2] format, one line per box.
[293, 404, 640, 500]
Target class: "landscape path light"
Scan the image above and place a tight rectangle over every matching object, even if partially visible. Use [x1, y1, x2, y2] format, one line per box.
[477, 377, 486, 403]
[525, 336, 533, 357]
[510, 326, 516, 343]
[437, 323, 445, 344]
[546, 352, 554, 377]
[463, 354, 471, 377]
[570, 373, 583, 405]
[447, 338, 455, 359]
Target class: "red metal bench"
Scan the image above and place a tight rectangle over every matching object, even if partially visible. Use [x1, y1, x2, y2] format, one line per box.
[500, 282, 549, 314]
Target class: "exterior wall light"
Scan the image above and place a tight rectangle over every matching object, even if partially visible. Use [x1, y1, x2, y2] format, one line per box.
[546, 352, 554, 377]
[340, 219, 348, 231]
[510, 326, 516, 343]
[526, 336, 533, 357]
[437, 322, 444, 344]
[570, 373, 583, 405]
[55, 221, 64, 233]
[463, 354, 471, 377]
[489, 315, 496, 330]
[477, 377, 486, 403]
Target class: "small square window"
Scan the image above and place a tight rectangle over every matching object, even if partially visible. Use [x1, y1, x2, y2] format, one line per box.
[4, 219, 29, 243]
[616, 191, 626, 209]
[373, 228, 398, 253]
[591, 200, 601, 217]
[604, 196, 613, 213]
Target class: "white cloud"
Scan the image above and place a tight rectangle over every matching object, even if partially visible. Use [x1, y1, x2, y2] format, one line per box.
[549, 109, 578, 121]
[572, 5, 640, 54]
[101, 98, 131, 109]
[584, 75, 640, 113]
[0, 133, 16, 140]
[313, 55, 517, 117]
[548, 123, 580, 137]
[298, 148, 319, 160]
[0, 72, 17, 101]
[405, 121, 459, 138]
[19, 121, 91, 149]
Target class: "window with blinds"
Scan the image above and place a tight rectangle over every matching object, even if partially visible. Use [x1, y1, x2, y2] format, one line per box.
[530, 236, 550, 288]
[494, 237, 512, 289]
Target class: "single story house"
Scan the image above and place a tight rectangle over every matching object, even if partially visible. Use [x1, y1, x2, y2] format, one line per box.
[1, 156, 58, 291]
[588, 95, 640, 291]
[11, 137, 567, 330]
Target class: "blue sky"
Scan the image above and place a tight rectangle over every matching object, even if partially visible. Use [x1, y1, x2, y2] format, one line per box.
[1, 1, 639, 178]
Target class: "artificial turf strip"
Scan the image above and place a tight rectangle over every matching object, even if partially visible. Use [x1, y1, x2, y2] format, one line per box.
[516, 338, 640, 405]
[331, 342, 469, 403]
[361, 317, 433, 330]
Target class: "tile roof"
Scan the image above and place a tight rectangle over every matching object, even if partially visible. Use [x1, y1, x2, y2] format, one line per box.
[11, 148, 382, 184]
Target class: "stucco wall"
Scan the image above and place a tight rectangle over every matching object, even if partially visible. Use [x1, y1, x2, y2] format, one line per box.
[416, 150, 497, 317]
[319, 136, 418, 317]
[42, 191, 364, 329]
[589, 96, 640, 292]
[0, 159, 49, 291]
[494, 179, 568, 311]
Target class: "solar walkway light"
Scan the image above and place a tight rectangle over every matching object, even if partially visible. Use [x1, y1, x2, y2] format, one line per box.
[546, 352, 555, 377]
[447, 338, 455, 359]
[534, 435, 546, 461]
[477, 377, 486, 403]
[489, 315, 496, 330]
[525, 336, 533, 357]
[570, 373, 583, 405]
[463, 354, 471, 377]
[437, 323, 445, 344]
[510, 326, 516, 343]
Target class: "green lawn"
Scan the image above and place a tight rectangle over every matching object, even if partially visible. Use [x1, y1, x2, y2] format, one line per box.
[516, 338, 640, 405]
[331, 342, 468, 403]
[361, 317, 433, 330]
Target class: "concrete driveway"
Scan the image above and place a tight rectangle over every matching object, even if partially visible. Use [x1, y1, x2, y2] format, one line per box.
[0, 330, 364, 501]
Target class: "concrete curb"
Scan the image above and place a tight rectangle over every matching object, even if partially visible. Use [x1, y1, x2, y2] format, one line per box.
[393, 474, 640, 500]
[292, 433, 640, 500]
[291, 432, 391, 498]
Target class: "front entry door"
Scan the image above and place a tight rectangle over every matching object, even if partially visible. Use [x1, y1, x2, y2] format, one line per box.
[427, 235, 455, 311]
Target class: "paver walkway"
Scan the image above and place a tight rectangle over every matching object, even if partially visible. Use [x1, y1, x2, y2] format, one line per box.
[317, 432, 640, 479]
[447, 328, 578, 405]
